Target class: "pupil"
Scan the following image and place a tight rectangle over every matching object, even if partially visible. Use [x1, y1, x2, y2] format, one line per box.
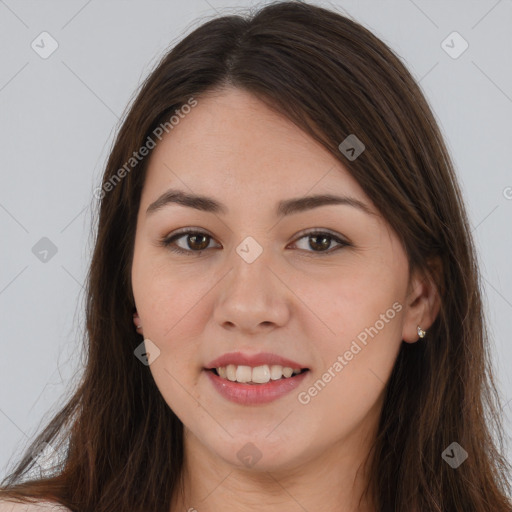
[310, 234, 330, 251]
[189, 234, 209, 250]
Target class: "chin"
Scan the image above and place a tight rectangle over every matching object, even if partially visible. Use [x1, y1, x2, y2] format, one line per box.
[207, 434, 312, 474]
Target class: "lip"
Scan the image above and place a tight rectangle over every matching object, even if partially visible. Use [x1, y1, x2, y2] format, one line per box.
[205, 368, 309, 405]
[205, 351, 308, 370]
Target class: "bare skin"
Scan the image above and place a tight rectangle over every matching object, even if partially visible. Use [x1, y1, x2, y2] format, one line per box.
[130, 86, 440, 512]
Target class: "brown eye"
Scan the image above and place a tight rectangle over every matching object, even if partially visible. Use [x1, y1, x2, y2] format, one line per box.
[292, 231, 349, 254]
[160, 229, 219, 255]
[308, 234, 332, 251]
[185, 233, 210, 251]
[160, 228, 349, 257]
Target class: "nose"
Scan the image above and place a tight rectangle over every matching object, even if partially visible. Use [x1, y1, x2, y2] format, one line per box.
[212, 243, 292, 335]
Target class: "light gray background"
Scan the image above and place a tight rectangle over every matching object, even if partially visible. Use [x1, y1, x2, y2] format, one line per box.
[1, 0, 511, 478]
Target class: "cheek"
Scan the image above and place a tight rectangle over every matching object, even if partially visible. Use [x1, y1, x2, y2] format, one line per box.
[296, 302, 403, 449]
[131, 257, 215, 415]
[131, 254, 216, 407]
[132, 244, 215, 341]
[294, 262, 405, 414]
[293, 261, 405, 351]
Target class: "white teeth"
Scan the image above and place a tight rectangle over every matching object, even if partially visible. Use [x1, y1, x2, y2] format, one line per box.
[215, 364, 302, 384]
[235, 365, 252, 383]
[282, 367, 293, 378]
[226, 364, 237, 381]
[252, 365, 271, 383]
[270, 365, 283, 380]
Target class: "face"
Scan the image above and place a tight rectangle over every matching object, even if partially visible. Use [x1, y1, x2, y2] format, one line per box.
[131, 87, 422, 474]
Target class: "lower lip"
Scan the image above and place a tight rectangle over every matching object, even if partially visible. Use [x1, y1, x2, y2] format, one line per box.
[205, 369, 309, 405]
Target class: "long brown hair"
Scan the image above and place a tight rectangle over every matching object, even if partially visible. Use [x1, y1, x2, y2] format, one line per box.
[1, 2, 510, 510]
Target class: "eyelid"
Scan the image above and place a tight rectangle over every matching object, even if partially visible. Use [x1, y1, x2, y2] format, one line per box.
[288, 228, 351, 254]
[291, 227, 349, 243]
[160, 227, 219, 254]
[159, 227, 351, 255]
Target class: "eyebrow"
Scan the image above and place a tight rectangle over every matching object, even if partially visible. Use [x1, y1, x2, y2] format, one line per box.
[146, 188, 373, 217]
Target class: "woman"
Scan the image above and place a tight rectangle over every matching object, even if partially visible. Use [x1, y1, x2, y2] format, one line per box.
[1, 1, 510, 511]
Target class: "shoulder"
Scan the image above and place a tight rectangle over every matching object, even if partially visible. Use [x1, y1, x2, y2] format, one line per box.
[0, 500, 71, 512]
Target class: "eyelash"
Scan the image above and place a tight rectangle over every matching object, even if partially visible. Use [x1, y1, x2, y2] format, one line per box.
[158, 228, 351, 257]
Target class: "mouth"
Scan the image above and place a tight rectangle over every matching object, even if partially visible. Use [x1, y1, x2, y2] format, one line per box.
[206, 364, 310, 385]
[205, 363, 310, 404]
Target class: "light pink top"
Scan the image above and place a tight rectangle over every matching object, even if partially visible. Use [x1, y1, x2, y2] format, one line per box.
[0, 501, 71, 512]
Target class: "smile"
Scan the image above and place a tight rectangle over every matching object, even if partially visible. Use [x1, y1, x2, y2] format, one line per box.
[205, 366, 310, 405]
[211, 364, 306, 384]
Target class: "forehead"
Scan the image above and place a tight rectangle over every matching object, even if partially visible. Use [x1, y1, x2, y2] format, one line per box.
[141, 87, 368, 208]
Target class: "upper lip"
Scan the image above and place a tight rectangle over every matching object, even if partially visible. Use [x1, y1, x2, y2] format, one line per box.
[205, 351, 308, 370]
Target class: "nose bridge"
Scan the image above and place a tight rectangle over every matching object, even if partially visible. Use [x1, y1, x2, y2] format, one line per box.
[213, 234, 290, 331]
[228, 234, 276, 301]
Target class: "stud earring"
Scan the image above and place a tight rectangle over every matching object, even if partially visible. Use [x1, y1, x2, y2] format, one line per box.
[417, 326, 427, 338]
[133, 311, 143, 331]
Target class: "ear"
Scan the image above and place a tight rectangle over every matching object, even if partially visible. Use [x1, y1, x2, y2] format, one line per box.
[401, 258, 442, 343]
[133, 310, 143, 335]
